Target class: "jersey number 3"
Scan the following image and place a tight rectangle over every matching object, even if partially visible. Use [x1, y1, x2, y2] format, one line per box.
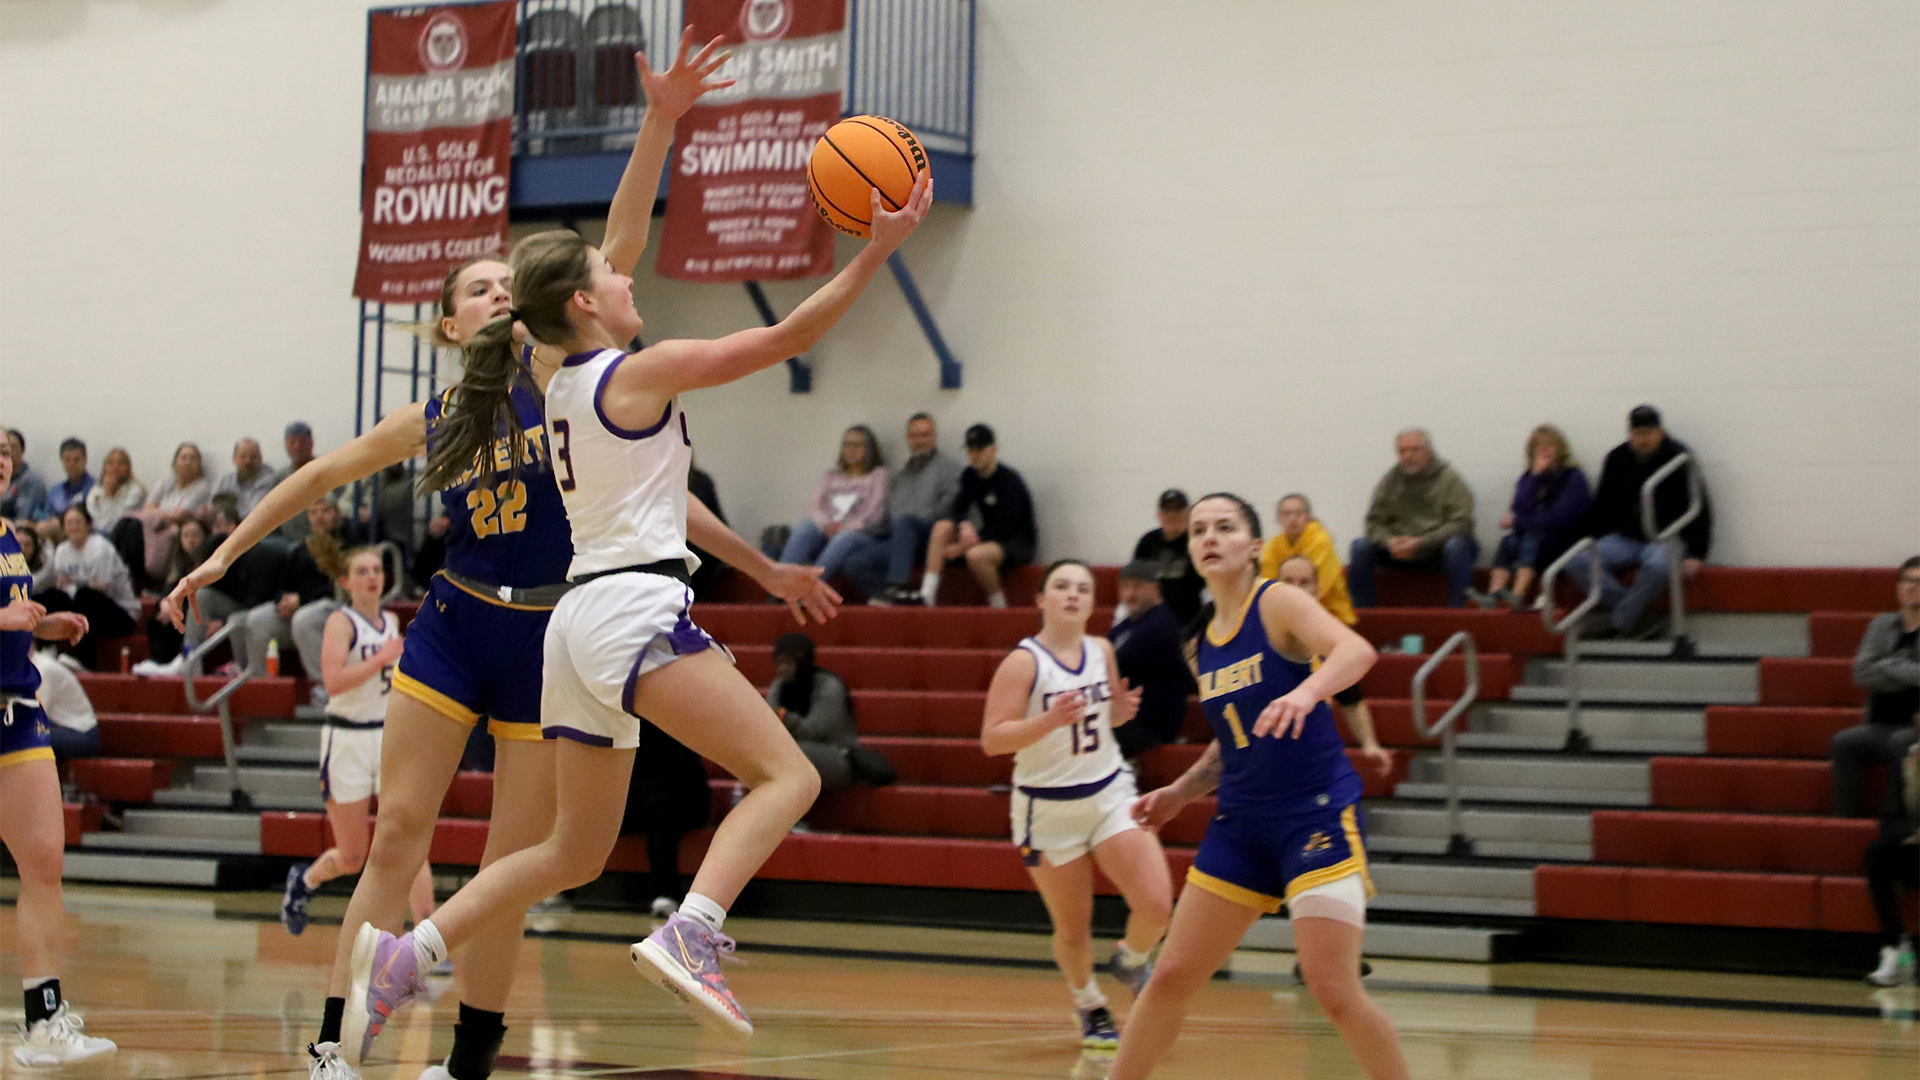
[467, 480, 529, 538]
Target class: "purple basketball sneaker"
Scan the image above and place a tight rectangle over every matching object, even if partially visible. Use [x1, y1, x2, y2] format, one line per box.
[630, 913, 752, 1036]
[341, 924, 426, 1066]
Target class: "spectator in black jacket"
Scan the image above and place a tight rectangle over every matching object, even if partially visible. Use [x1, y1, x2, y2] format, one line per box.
[1131, 489, 1204, 624]
[1109, 561, 1196, 756]
[687, 461, 728, 600]
[1834, 557, 1920, 817]
[1585, 405, 1712, 638]
[178, 495, 286, 672]
[242, 499, 351, 689]
[919, 424, 1037, 607]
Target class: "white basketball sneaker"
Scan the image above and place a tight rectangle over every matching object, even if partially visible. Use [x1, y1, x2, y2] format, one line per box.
[307, 1042, 361, 1080]
[1867, 943, 1916, 987]
[13, 1004, 116, 1067]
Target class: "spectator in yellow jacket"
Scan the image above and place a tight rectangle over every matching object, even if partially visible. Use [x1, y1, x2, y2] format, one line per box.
[1257, 493, 1357, 625]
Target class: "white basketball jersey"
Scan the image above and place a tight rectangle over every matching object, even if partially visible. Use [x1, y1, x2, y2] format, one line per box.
[1012, 636, 1123, 790]
[543, 348, 698, 579]
[326, 608, 398, 725]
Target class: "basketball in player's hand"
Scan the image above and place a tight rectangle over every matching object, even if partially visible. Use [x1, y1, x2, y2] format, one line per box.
[807, 116, 930, 239]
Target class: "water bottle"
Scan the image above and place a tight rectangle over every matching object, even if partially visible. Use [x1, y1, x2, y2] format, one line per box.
[265, 639, 280, 677]
[119, 646, 130, 673]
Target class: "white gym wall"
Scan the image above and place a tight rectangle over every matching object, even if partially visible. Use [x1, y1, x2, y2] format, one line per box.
[4, 0, 1915, 566]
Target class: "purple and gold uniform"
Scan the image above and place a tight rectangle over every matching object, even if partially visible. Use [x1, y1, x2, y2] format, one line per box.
[1, 519, 54, 770]
[394, 383, 572, 740]
[1186, 579, 1373, 914]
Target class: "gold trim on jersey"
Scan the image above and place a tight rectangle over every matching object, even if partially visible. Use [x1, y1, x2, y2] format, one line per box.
[1186, 866, 1283, 914]
[487, 719, 545, 742]
[1282, 805, 1376, 902]
[1206, 580, 1267, 647]
[0, 746, 56, 770]
[393, 670, 480, 725]
[435, 570, 559, 612]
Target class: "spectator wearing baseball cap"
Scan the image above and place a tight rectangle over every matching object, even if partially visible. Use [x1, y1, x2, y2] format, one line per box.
[1130, 488, 1204, 624]
[1584, 404, 1713, 638]
[919, 423, 1037, 607]
[1258, 492, 1356, 625]
[1110, 559, 1197, 756]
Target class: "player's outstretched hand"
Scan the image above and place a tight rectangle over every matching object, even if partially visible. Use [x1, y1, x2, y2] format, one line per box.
[0, 598, 45, 634]
[868, 173, 933, 253]
[1253, 687, 1317, 740]
[1130, 786, 1184, 832]
[761, 561, 842, 625]
[161, 557, 230, 631]
[639, 27, 735, 121]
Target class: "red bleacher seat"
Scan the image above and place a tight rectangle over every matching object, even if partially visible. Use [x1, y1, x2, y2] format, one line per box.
[1590, 810, 1876, 874]
[68, 758, 173, 804]
[1360, 653, 1515, 700]
[853, 690, 984, 737]
[1648, 757, 1832, 814]
[1625, 869, 1819, 930]
[804, 784, 1008, 838]
[861, 736, 1010, 786]
[1352, 609, 1560, 657]
[1808, 611, 1875, 658]
[443, 771, 494, 819]
[95, 713, 227, 759]
[1758, 658, 1863, 707]
[736, 646, 1003, 692]
[1687, 567, 1894, 613]
[1534, 865, 1630, 921]
[1702, 707, 1859, 758]
[77, 674, 297, 718]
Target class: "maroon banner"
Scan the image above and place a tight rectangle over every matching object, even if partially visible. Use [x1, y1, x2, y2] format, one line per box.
[655, 0, 845, 282]
[353, 2, 517, 303]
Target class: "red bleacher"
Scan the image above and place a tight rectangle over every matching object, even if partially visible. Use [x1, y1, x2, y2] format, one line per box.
[66, 561, 1911, 943]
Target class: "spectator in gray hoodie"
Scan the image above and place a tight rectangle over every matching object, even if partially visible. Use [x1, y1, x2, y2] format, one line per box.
[1347, 428, 1478, 608]
[1833, 556, 1920, 816]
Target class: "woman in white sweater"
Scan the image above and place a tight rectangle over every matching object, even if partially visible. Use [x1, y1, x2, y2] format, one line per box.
[36, 505, 138, 669]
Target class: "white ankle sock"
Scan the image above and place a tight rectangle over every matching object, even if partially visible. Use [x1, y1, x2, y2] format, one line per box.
[678, 892, 727, 932]
[987, 591, 1007, 608]
[1071, 980, 1107, 1010]
[1117, 942, 1150, 967]
[920, 571, 941, 599]
[411, 919, 448, 971]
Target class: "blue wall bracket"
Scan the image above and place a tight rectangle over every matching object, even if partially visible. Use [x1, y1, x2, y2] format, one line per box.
[743, 281, 813, 393]
[888, 251, 962, 389]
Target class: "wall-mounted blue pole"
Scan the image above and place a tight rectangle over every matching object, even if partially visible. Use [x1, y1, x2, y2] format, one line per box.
[743, 281, 812, 393]
[888, 251, 961, 389]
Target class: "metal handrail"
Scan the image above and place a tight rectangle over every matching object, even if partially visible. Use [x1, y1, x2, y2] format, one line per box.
[181, 623, 256, 811]
[1639, 452, 1705, 655]
[1540, 537, 1603, 752]
[1410, 631, 1480, 857]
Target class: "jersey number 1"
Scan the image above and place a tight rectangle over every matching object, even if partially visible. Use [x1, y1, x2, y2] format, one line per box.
[1223, 703, 1251, 749]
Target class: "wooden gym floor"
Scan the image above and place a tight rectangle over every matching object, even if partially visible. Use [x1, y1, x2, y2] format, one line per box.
[0, 882, 1914, 1079]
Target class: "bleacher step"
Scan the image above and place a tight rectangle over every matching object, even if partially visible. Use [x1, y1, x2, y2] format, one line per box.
[152, 788, 324, 812]
[246, 722, 324, 750]
[1527, 658, 1759, 695]
[1239, 919, 1518, 963]
[78, 833, 261, 856]
[1370, 863, 1534, 901]
[62, 852, 221, 887]
[1508, 685, 1758, 706]
[1366, 805, 1591, 849]
[119, 809, 260, 841]
[1369, 894, 1536, 917]
[1571, 613, 1809, 660]
[1367, 836, 1591, 860]
[1406, 753, 1649, 795]
[235, 745, 319, 765]
[1465, 705, 1705, 755]
[1392, 782, 1649, 807]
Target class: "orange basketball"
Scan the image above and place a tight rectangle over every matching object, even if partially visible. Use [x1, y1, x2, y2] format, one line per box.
[807, 116, 929, 239]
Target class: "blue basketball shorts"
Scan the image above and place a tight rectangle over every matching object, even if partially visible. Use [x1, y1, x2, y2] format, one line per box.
[1187, 801, 1374, 916]
[392, 574, 551, 742]
[0, 699, 55, 770]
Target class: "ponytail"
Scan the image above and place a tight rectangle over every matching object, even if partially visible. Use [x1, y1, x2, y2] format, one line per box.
[418, 316, 525, 494]
[306, 527, 348, 582]
[417, 230, 593, 495]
